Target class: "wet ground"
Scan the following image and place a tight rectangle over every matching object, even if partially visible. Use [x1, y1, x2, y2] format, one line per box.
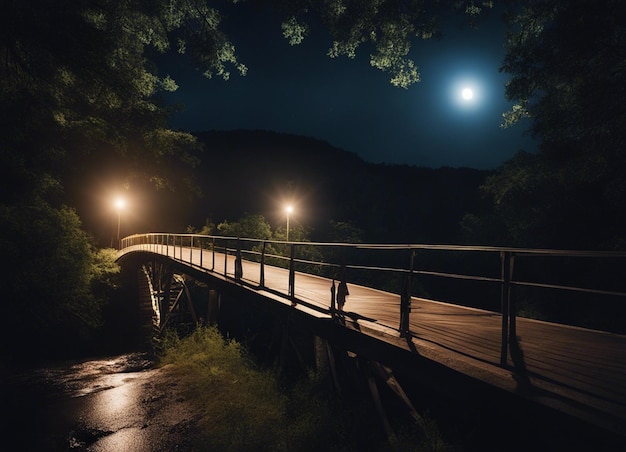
[0, 353, 203, 451]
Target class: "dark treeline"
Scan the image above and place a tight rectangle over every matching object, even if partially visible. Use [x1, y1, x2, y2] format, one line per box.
[190, 129, 491, 245]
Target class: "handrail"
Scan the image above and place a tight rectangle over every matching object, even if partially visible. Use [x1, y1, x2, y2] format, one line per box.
[119, 233, 626, 367]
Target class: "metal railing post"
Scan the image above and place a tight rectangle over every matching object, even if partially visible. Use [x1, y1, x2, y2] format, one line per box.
[288, 243, 296, 302]
[199, 237, 203, 268]
[235, 238, 243, 281]
[224, 239, 229, 277]
[330, 279, 337, 317]
[260, 241, 266, 288]
[190, 236, 193, 263]
[500, 251, 512, 366]
[337, 248, 348, 314]
[508, 253, 517, 344]
[400, 249, 415, 337]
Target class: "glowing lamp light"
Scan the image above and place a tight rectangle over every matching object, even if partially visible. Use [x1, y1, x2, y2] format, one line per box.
[114, 198, 126, 211]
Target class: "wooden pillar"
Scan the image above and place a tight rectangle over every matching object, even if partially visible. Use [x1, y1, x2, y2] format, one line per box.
[365, 359, 395, 440]
[182, 279, 197, 325]
[279, 315, 290, 371]
[160, 265, 174, 331]
[207, 289, 220, 325]
[314, 336, 342, 396]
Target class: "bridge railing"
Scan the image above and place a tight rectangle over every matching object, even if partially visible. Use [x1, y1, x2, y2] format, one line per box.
[120, 233, 626, 366]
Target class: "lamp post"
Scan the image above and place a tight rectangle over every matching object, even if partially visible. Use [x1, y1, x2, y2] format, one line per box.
[285, 205, 293, 241]
[115, 198, 126, 249]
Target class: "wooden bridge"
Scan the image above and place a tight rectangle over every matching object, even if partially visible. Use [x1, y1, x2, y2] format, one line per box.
[116, 233, 626, 440]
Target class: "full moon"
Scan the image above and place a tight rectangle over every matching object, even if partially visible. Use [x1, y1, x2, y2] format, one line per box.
[462, 88, 474, 100]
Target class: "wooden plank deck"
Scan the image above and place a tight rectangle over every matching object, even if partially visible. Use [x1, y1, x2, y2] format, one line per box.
[124, 244, 626, 434]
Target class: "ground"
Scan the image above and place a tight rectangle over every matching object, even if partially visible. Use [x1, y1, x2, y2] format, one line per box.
[1, 353, 205, 451]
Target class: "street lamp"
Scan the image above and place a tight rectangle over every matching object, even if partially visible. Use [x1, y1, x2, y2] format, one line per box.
[285, 205, 293, 241]
[114, 197, 126, 249]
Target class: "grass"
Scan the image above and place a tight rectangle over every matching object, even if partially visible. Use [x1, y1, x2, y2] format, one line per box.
[158, 325, 450, 451]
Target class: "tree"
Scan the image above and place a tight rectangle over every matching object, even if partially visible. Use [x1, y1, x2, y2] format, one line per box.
[188, 219, 217, 236]
[0, 1, 254, 201]
[0, 199, 121, 360]
[276, 0, 493, 88]
[0, 0, 249, 358]
[489, 0, 626, 249]
[327, 220, 365, 243]
[217, 214, 273, 239]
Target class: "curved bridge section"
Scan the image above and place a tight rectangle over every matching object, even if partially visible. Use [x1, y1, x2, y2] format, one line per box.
[116, 252, 207, 340]
[116, 233, 626, 436]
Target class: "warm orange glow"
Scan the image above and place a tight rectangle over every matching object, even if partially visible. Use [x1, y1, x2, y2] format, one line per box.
[114, 198, 126, 211]
[285, 205, 293, 214]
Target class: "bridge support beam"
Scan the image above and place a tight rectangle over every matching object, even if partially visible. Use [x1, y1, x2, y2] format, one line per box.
[139, 258, 207, 335]
[314, 336, 342, 396]
[206, 289, 220, 325]
[366, 361, 395, 440]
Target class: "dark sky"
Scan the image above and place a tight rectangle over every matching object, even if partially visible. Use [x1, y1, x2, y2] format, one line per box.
[160, 5, 536, 170]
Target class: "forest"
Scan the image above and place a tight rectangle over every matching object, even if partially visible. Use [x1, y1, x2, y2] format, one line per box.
[1, 0, 625, 359]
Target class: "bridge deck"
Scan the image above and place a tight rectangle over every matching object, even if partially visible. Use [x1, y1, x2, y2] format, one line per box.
[124, 245, 626, 434]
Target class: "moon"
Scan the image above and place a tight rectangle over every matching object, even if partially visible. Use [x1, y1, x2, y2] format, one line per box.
[462, 88, 474, 100]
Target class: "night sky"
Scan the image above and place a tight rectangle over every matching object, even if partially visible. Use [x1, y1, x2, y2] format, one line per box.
[160, 5, 536, 170]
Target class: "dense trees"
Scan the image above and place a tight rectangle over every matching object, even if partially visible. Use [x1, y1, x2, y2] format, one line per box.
[217, 214, 274, 240]
[0, 0, 237, 198]
[481, 0, 626, 249]
[0, 0, 218, 358]
[0, 201, 120, 359]
[275, 0, 493, 87]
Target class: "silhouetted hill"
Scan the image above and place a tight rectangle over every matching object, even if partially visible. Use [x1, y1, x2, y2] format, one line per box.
[191, 129, 491, 243]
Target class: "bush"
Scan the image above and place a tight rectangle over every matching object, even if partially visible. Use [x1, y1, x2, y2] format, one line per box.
[158, 325, 448, 451]
[0, 202, 120, 360]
